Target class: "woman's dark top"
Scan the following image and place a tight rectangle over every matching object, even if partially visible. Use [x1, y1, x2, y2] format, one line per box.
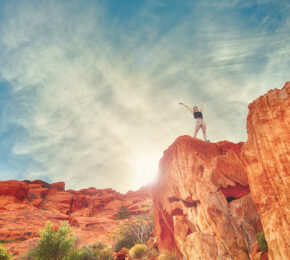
[193, 111, 203, 119]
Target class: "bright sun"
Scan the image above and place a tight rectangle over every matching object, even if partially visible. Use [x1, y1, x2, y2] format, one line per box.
[130, 153, 159, 190]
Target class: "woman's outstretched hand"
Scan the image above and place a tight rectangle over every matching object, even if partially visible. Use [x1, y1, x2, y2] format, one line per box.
[179, 102, 184, 105]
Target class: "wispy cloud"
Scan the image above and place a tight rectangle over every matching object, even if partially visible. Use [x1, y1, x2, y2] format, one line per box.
[0, 0, 289, 192]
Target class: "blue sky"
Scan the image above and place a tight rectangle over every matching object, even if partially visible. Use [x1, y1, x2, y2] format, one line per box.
[0, 0, 289, 192]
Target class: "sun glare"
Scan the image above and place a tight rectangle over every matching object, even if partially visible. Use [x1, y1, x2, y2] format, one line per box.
[130, 153, 159, 190]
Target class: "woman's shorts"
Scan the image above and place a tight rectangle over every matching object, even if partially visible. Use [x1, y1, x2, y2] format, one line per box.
[195, 118, 206, 127]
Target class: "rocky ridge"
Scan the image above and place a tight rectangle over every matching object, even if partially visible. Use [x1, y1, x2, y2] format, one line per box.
[0, 180, 152, 256]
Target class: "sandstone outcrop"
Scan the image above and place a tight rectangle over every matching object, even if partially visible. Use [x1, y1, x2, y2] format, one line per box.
[0, 180, 152, 257]
[242, 82, 290, 259]
[0, 180, 28, 208]
[153, 136, 260, 259]
[153, 82, 289, 260]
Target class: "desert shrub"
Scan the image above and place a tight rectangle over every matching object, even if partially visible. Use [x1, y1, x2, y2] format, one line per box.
[0, 245, 12, 260]
[28, 221, 75, 260]
[113, 236, 135, 253]
[75, 244, 113, 260]
[65, 249, 83, 260]
[117, 206, 131, 220]
[158, 250, 179, 260]
[257, 232, 268, 252]
[113, 220, 154, 251]
[94, 248, 112, 260]
[129, 244, 147, 259]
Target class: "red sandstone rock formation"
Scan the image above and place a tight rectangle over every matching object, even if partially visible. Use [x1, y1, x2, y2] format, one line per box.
[242, 82, 290, 260]
[0, 180, 152, 257]
[0, 180, 28, 208]
[153, 82, 289, 260]
[153, 136, 260, 259]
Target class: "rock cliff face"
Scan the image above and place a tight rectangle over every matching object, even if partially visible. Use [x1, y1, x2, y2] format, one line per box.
[153, 82, 289, 260]
[0, 180, 152, 256]
[153, 137, 260, 259]
[242, 82, 290, 260]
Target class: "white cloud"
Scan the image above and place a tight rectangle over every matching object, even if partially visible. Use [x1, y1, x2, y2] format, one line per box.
[0, 0, 289, 192]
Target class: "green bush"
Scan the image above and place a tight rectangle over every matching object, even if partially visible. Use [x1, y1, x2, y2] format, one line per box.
[76, 244, 113, 260]
[64, 249, 83, 260]
[23, 222, 113, 260]
[257, 232, 268, 252]
[0, 245, 11, 260]
[28, 221, 75, 260]
[129, 244, 147, 259]
[113, 220, 154, 252]
[113, 236, 135, 253]
[117, 206, 131, 220]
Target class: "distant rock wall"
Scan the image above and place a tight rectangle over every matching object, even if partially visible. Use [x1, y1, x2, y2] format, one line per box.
[0, 179, 152, 256]
[242, 82, 290, 260]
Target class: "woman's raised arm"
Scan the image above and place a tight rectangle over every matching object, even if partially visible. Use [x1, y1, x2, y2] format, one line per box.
[179, 102, 193, 114]
[200, 100, 207, 112]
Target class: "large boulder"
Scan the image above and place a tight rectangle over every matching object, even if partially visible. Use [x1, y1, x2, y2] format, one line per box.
[153, 136, 260, 259]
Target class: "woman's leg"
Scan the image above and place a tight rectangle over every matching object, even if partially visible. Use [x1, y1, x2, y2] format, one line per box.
[201, 124, 207, 141]
[193, 124, 201, 138]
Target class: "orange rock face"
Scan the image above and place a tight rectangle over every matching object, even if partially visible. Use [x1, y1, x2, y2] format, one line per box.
[153, 82, 289, 259]
[242, 82, 290, 260]
[0, 181, 28, 208]
[153, 136, 260, 259]
[0, 180, 152, 257]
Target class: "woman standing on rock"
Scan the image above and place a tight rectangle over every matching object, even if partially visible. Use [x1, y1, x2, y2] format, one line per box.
[179, 101, 210, 142]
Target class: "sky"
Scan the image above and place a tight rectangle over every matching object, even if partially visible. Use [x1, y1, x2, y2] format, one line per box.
[0, 0, 289, 193]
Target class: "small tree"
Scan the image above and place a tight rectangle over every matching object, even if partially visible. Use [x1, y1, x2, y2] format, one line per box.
[28, 221, 75, 260]
[0, 245, 11, 260]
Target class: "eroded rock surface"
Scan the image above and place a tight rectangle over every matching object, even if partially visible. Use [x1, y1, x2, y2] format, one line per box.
[153, 137, 261, 259]
[242, 82, 290, 259]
